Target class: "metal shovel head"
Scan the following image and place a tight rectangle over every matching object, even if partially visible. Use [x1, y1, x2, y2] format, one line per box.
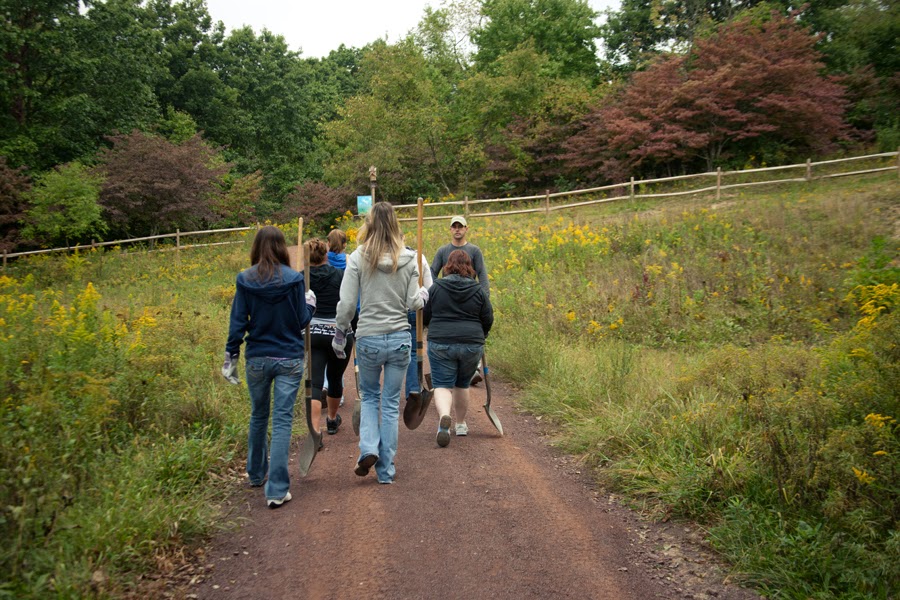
[481, 354, 503, 435]
[402, 387, 432, 430]
[297, 428, 321, 477]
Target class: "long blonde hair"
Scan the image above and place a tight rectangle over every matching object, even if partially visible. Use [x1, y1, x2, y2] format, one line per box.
[356, 202, 403, 273]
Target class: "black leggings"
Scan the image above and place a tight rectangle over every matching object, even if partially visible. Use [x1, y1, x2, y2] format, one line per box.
[310, 331, 353, 402]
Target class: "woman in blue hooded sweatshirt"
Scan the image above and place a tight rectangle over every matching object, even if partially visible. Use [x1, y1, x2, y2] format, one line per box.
[223, 225, 316, 508]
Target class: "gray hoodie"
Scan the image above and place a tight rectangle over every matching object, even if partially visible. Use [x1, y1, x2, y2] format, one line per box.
[336, 246, 424, 338]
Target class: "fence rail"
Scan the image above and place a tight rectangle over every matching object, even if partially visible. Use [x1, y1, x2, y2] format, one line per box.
[3, 150, 897, 267]
[395, 149, 899, 222]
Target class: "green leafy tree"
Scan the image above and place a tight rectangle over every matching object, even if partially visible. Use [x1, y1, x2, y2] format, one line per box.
[322, 40, 460, 200]
[472, 0, 601, 80]
[213, 170, 262, 227]
[22, 162, 107, 247]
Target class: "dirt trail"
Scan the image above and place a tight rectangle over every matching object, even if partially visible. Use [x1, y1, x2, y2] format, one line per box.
[190, 370, 761, 600]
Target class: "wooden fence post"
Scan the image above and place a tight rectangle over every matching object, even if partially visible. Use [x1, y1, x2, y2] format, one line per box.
[629, 177, 635, 200]
[176, 229, 180, 250]
[716, 167, 722, 201]
[545, 189, 550, 215]
[464, 196, 469, 218]
[806, 158, 812, 182]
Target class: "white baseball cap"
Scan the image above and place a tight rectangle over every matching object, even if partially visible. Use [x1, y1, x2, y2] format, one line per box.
[450, 216, 467, 227]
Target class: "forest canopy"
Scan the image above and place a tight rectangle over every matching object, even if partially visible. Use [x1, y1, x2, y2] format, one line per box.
[0, 0, 896, 249]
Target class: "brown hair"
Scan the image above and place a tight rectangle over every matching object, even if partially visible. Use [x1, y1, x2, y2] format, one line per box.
[327, 229, 347, 253]
[250, 225, 291, 282]
[443, 249, 475, 278]
[305, 238, 328, 266]
[356, 202, 403, 273]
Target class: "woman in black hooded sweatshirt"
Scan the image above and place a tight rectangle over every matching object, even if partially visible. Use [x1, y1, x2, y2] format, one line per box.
[306, 238, 355, 437]
[423, 249, 493, 447]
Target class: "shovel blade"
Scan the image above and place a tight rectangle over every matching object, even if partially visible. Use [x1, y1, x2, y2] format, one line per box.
[483, 402, 503, 435]
[297, 429, 321, 477]
[403, 388, 432, 430]
[352, 399, 361, 436]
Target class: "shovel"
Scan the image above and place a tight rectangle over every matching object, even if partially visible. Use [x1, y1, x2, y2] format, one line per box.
[481, 350, 503, 435]
[297, 220, 322, 476]
[403, 197, 433, 430]
[351, 345, 361, 436]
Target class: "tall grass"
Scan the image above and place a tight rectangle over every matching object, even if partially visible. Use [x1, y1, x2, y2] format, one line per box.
[472, 176, 899, 598]
[1, 176, 896, 598]
[0, 243, 252, 598]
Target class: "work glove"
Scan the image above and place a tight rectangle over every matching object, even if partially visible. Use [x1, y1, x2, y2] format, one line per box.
[305, 289, 317, 310]
[416, 286, 429, 304]
[332, 328, 347, 359]
[221, 351, 240, 385]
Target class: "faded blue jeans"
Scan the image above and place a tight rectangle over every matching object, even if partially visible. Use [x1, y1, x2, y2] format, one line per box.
[245, 356, 303, 501]
[356, 331, 411, 483]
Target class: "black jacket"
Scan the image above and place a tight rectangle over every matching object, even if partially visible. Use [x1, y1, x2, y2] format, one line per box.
[423, 274, 493, 344]
[309, 264, 343, 319]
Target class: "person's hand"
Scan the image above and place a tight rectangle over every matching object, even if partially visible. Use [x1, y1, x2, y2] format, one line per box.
[332, 328, 347, 359]
[416, 286, 429, 304]
[221, 351, 240, 385]
[305, 289, 317, 309]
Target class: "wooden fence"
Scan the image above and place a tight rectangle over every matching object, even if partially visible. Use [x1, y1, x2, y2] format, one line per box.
[394, 150, 899, 222]
[3, 149, 897, 268]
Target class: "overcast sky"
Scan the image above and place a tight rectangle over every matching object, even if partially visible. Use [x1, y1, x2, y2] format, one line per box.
[203, 0, 621, 59]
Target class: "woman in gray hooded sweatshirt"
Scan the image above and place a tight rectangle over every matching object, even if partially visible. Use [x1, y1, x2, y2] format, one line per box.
[333, 202, 428, 484]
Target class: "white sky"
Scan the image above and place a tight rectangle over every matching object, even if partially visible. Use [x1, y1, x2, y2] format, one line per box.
[203, 0, 621, 59]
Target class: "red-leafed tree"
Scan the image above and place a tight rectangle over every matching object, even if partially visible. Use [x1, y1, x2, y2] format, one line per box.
[0, 158, 32, 253]
[98, 131, 229, 237]
[273, 181, 355, 226]
[564, 9, 849, 181]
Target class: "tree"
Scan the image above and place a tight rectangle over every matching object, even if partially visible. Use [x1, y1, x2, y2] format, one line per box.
[23, 162, 107, 247]
[322, 40, 460, 201]
[273, 181, 355, 226]
[98, 131, 228, 237]
[472, 0, 602, 80]
[564, 10, 848, 181]
[601, 0, 766, 71]
[213, 171, 262, 228]
[0, 158, 32, 253]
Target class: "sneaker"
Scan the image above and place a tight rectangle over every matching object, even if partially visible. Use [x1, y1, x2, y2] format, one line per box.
[455, 422, 469, 436]
[267, 491, 292, 509]
[355, 454, 377, 477]
[436, 415, 451, 447]
[470, 372, 483, 386]
[326, 413, 342, 435]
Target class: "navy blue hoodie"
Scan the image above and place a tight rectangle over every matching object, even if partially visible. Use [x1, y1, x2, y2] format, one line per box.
[226, 264, 313, 359]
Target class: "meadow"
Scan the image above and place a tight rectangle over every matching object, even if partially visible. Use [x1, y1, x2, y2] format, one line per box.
[0, 175, 897, 599]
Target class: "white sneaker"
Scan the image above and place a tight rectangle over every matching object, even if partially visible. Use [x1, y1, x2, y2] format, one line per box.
[267, 491, 292, 509]
[455, 422, 468, 436]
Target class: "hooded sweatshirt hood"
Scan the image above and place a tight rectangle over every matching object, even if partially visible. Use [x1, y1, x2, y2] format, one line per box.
[226, 263, 313, 359]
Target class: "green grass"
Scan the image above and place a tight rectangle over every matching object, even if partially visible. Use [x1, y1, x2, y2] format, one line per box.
[0, 173, 897, 598]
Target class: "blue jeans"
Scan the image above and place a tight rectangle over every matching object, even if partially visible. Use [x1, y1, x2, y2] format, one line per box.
[427, 342, 483, 389]
[356, 331, 411, 482]
[245, 356, 303, 500]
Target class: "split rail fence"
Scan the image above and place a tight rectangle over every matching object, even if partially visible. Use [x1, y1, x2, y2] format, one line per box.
[3, 149, 898, 268]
